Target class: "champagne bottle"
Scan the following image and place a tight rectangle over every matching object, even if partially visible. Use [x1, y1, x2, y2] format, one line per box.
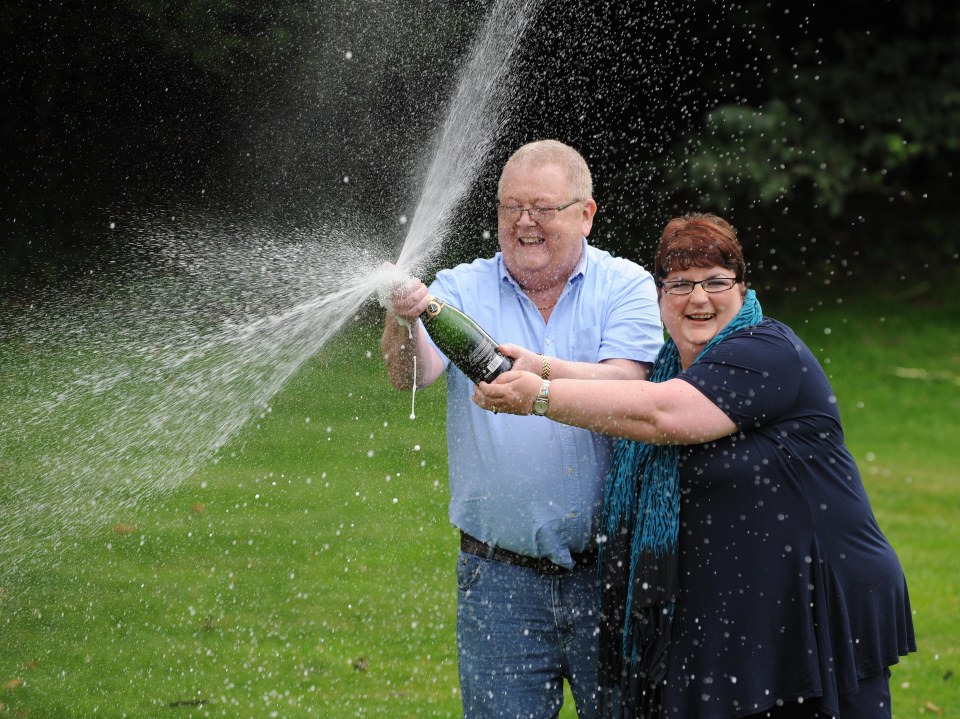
[420, 297, 513, 384]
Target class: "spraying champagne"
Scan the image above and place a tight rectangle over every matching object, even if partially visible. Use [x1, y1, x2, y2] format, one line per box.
[378, 268, 512, 385]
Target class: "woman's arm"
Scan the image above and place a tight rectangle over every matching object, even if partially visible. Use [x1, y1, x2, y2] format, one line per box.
[473, 371, 737, 445]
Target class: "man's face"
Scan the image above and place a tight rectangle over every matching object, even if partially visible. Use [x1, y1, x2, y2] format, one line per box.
[497, 161, 596, 291]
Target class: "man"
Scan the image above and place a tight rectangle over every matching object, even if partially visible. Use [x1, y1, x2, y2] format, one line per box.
[380, 140, 662, 718]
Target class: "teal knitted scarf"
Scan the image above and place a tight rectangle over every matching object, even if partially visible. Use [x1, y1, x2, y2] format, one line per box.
[597, 289, 763, 718]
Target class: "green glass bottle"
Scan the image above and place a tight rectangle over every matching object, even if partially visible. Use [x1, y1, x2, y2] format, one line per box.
[420, 297, 513, 384]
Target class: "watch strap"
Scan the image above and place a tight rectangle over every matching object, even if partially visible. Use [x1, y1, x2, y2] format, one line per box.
[533, 379, 551, 415]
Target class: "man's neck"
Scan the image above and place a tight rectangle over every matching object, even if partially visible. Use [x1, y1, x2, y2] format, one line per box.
[506, 244, 584, 295]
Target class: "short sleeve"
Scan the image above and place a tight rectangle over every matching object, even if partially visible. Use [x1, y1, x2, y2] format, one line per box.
[678, 322, 803, 430]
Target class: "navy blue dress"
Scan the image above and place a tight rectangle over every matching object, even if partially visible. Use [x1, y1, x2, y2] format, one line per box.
[664, 318, 915, 718]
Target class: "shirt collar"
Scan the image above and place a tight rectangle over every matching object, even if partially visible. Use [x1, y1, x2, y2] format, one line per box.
[498, 237, 589, 292]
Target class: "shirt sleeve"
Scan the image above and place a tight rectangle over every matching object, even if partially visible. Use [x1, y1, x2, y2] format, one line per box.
[677, 324, 803, 430]
[596, 260, 663, 364]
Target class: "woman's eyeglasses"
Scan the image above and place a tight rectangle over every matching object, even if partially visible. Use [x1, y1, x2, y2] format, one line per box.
[658, 277, 739, 295]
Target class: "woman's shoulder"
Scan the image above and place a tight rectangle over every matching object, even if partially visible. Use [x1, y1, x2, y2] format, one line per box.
[686, 318, 821, 425]
[735, 315, 791, 336]
[730, 317, 807, 351]
[699, 317, 811, 371]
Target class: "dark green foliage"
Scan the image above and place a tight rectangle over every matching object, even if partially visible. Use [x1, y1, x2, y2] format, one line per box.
[2, 1, 958, 292]
[645, 1, 960, 282]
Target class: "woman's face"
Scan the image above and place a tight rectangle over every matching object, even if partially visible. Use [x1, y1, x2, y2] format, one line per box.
[659, 264, 745, 367]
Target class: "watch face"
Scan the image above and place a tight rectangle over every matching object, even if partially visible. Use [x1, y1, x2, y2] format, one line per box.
[533, 379, 550, 415]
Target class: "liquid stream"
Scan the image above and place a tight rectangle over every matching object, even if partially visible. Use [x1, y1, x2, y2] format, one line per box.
[0, 0, 542, 582]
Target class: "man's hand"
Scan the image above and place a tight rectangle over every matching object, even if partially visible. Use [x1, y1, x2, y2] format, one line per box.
[379, 262, 444, 390]
[377, 262, 431, 324]
[496, 343, 544, 376]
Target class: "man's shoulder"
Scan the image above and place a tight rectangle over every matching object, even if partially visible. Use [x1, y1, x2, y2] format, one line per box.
[430, 254, 502, 297]
[435, 254, 500, 280]
[583, 243, 652, 283]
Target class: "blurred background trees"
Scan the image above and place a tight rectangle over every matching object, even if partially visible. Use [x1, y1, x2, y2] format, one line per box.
[2, 0, 957, 294]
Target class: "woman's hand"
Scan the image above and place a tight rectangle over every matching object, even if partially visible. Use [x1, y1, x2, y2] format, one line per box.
[472, 370, 543, 415]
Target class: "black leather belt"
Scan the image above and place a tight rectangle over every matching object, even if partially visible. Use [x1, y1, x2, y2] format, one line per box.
[460, 531, 596, 576]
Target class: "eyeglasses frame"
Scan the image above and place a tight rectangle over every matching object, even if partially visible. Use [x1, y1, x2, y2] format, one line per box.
[657, 276, 741, 295]
[496, 199, 582, 224]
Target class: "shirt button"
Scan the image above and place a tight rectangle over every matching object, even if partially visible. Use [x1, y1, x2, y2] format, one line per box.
[566, 466, 574, 474]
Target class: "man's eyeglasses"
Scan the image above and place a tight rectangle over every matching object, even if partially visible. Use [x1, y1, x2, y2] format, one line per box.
[497, 199, 581, 224]
[658, 277, 739, 295]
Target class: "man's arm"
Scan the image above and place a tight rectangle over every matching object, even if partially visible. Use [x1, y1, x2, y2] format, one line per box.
[381, 313, 445, 390]
[497, 343, 651, 381]
[379, 270, 446, 390]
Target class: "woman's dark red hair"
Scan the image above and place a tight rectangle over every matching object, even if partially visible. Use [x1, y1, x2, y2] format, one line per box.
[654, 212, 746, 281]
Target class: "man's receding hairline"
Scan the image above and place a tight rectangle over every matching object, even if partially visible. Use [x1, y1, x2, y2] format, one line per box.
[498, 141, 593, 200]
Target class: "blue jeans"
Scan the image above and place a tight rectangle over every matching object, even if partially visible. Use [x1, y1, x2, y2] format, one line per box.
[456, 551, 601, 719]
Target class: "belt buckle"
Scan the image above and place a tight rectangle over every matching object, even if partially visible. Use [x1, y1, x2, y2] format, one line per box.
[536, 560, 567, 576]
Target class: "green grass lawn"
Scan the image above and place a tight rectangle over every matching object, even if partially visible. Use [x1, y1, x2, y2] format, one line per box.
[767, 287, 960, 719]
[2, 288, 958, 718]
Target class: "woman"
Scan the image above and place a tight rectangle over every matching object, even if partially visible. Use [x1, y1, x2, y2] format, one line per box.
[474, 213, 915, 718]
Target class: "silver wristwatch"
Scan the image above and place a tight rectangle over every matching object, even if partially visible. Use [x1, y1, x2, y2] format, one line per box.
[532, 379, 551, 416]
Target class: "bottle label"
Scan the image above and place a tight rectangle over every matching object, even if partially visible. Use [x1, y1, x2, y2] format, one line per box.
[421, 296, 510, 383]
[467, 342, 501, 380]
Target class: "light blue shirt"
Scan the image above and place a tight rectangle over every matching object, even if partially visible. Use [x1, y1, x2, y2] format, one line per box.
[425, 239, 663, 567]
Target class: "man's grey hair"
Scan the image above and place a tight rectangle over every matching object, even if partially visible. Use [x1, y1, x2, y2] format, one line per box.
[498, 139, 593, 201]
